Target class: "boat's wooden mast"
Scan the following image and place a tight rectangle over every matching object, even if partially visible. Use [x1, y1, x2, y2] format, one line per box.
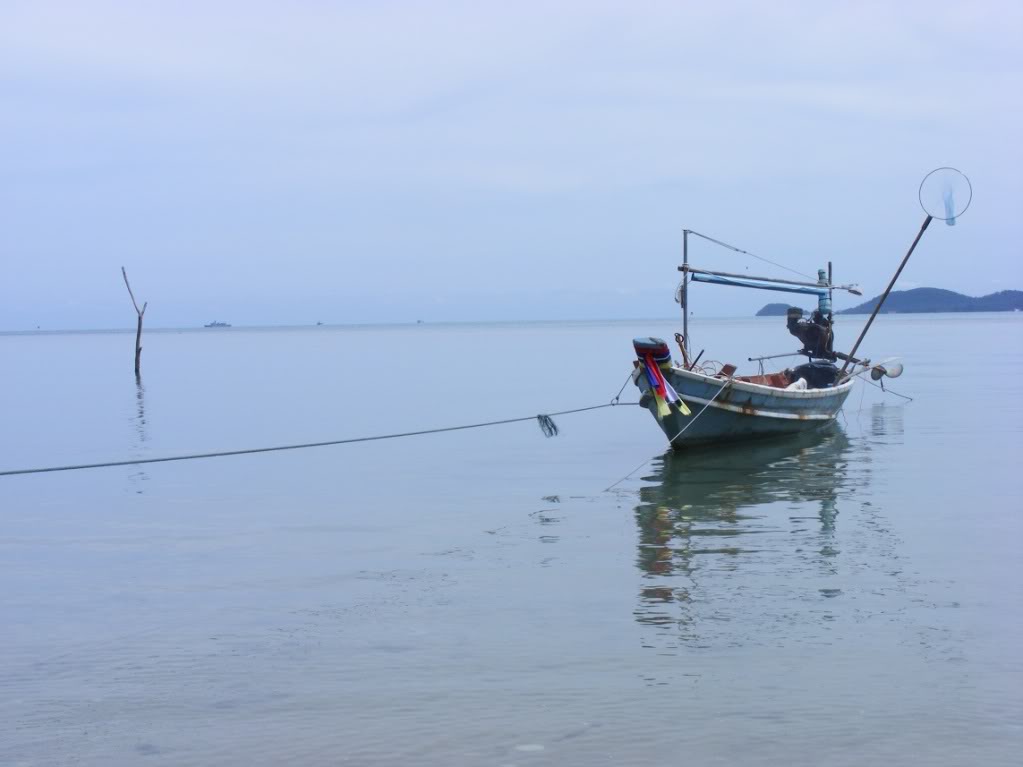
[682, 229, 689, 354]
[828, 261, 834, 355]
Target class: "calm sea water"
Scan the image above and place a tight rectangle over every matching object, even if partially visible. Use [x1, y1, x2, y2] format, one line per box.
[1, 315, 1021, 766]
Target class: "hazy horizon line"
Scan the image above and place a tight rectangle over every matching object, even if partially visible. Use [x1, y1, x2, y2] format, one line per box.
[5, 310, 1023, 337]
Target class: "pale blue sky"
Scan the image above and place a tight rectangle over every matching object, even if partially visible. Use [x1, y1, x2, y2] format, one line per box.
[1, 1, 1020, 329]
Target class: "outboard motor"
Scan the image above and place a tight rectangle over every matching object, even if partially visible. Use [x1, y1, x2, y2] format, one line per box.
[785, 268, 837, 361]
[786, 307, 834, 359]
[632, 337, 672, 366]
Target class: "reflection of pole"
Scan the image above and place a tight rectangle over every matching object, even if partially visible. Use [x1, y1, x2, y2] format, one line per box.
[839, 215, 932, 377]
[135, 378, 147, 443]
[682, 229, 689, 355]
[131, 377, 149, 492]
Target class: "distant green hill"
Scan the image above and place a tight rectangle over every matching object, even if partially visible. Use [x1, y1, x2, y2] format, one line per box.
[837, 288, 1023, 314]
[756, 288, 1023, 317]
[755, 303, 805, 317]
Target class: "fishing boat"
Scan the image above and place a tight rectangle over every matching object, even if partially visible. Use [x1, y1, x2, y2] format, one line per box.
[204, 321, 231, 328]
[632, 230, 901, 449]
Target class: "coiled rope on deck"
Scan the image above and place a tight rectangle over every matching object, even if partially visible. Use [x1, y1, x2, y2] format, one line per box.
[0, 399, 638, 478]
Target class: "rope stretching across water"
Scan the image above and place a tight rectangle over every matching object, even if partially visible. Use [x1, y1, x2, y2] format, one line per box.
[0, 402, 637, 478]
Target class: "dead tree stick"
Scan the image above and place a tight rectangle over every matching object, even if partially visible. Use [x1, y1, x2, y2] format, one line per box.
[121, 267, 148, 378]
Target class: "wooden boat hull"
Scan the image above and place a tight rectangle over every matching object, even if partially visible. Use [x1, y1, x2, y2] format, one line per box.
[634, 364, 854, 448]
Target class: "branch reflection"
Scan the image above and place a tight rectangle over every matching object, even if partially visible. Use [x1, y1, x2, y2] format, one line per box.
[129, 377, 149, 492]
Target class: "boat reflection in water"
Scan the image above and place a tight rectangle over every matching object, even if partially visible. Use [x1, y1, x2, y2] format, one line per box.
[633, 423, 876, 648]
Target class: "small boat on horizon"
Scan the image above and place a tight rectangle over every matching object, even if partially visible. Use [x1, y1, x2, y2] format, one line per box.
[204, 321, 231, 328]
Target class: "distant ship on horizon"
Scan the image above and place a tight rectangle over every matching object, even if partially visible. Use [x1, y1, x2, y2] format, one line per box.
[204, 321, 231, 328]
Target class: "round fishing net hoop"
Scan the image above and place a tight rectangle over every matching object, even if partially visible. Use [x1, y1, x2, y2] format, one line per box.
[918, 167, 972, 222]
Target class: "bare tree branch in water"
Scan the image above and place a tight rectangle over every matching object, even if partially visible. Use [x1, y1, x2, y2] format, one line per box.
[121, 267, 148, 378]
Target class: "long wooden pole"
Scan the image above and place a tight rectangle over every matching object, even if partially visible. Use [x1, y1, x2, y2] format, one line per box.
[682, 229, 689, 356]
[679, 265, 861, 294]
[828, 261, 834, 355]
[121, 267, 147, 378]
[838, 215, 932, 377]
[134, 313, 143, 377]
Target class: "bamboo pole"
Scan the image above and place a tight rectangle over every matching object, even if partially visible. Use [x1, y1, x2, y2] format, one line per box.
[838, 215, 932, 378]
[679, 265, 862, 294]
[121, 267, 147, 378]
[682, 229, 689, 364]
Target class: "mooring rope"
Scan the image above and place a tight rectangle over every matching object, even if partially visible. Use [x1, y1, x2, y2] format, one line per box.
[0, 401, 639, 478]
[863, 376, 913, 402]
[664, 376, 735, 445]
[604, 376, 734, 492]
[610, 370, 634, 405]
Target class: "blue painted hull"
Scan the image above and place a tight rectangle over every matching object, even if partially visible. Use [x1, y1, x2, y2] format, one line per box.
[634, 365, 854, 449]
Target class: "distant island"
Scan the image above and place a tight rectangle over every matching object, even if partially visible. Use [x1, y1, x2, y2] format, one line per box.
[757, 288, 1023, 317]
[756, 303, 801, 317]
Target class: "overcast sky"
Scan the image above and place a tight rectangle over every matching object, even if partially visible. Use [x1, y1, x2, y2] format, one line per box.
[1, 1, 1020, 329]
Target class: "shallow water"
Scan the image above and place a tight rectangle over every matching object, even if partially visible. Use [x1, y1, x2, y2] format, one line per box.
[1, 315, 1021, 765]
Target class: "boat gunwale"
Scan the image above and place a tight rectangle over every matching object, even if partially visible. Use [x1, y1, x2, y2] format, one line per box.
[666, 364, 855, 400]
[669, 392, 841, 421]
